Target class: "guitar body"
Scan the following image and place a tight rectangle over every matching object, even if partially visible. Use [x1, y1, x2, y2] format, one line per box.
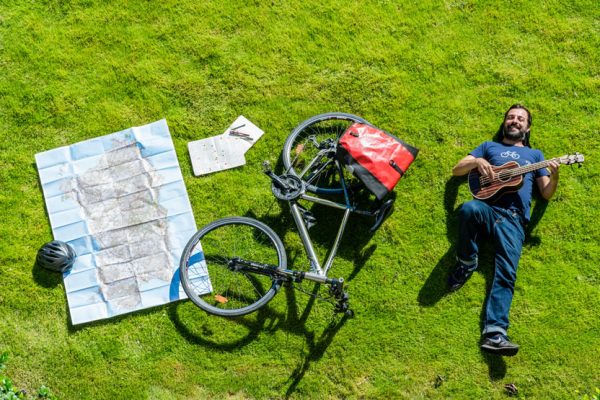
[468, 161, 523, 201]
[466, 152, 583, 202]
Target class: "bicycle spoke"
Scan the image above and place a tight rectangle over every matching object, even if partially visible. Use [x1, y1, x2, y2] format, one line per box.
[283, 113, 368, 194]
[180, 217, 286, 316]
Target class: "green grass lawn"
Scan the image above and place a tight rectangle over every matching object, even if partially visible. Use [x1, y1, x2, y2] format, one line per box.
[1, 0, 599, 398]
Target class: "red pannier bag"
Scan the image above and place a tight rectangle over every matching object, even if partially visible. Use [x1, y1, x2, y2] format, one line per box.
[336, 123, 419, 200]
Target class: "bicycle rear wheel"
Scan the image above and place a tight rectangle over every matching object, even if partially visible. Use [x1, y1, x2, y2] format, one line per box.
[179, 217, 287, 317]
[282, 112, 369, 195]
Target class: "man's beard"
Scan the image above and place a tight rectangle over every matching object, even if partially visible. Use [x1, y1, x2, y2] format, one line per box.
[503, 125, 527, 141]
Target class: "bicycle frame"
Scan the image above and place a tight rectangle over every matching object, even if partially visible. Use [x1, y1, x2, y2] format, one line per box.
[180, 114, 397, 317]
[265, 156, 380, 289]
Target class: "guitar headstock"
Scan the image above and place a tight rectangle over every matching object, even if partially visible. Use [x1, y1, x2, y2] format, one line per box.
[558, 153, 584, 166]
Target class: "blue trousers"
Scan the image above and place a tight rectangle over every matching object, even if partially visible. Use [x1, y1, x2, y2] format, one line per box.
[457, 200, 525, 336]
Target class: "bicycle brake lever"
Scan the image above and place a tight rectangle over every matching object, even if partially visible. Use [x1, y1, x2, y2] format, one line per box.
[308, 135, 319, 148]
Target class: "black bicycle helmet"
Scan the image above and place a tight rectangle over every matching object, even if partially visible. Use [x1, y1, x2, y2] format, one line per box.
[36, 240, 76, 272]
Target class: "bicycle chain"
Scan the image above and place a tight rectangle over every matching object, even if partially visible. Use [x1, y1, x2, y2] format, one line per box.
[291, 281, 337, 307]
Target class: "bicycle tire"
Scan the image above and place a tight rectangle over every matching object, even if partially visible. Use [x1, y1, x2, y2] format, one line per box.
[282, 112, 369, 195]
[179, 217, 287, 317]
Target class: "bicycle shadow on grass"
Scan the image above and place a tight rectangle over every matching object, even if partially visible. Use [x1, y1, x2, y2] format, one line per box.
[417, 176, 548, 380]
[168, 301, 273, 351]
[168, 285, 350, 398]
[282, 284, 351, 398]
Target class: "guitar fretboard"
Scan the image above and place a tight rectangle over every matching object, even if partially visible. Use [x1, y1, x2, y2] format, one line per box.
[504, 159, 555, 178]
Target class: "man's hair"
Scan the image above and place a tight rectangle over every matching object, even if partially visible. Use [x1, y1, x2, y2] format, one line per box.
[493, 103, 532, 147]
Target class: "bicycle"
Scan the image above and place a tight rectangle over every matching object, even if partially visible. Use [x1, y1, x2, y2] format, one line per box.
[179, 112, 398, 317]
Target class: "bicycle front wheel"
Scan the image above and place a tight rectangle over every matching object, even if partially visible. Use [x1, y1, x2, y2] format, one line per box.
[282, 112, 369, 195]
[179, 217, 287, 317]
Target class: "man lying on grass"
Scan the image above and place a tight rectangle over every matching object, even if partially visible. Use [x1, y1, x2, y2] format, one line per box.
[449, 104, 560, 356]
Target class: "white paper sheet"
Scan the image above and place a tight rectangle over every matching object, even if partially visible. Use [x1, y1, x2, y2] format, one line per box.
[188, 115, 264, 176]
[36, 120, 208, 325]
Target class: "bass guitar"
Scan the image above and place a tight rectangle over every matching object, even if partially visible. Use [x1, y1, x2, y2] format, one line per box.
[468, 153, 584, 201]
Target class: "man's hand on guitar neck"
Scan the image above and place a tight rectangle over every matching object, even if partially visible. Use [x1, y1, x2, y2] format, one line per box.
[537, 159, 560, 200]
[546, 159, 560, 176]
[452, 155, 495, 178]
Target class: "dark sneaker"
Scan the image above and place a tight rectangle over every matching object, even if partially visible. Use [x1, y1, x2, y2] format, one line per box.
[448, 261, 476, 291]
[480, 334, 519, 356]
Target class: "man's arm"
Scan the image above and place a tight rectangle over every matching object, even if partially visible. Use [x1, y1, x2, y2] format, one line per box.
[536, 160, 560, 200]
[452, 155, 495, 178]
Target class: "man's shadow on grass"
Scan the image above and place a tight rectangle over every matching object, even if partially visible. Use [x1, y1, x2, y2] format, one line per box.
[417, 176, 548, 380]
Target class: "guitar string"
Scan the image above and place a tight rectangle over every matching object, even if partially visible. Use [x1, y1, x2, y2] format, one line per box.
[477, 158, 560, 186]
[474, 155, 581, 188]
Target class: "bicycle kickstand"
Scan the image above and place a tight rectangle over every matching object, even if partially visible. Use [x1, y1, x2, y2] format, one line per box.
[329, 278, 354, 317]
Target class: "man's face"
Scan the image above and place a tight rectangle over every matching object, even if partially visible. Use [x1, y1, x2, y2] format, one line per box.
[503, 108, 529, 141]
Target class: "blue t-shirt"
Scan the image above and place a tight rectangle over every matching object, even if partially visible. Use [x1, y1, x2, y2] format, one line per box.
[470, 141, 549, 222]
